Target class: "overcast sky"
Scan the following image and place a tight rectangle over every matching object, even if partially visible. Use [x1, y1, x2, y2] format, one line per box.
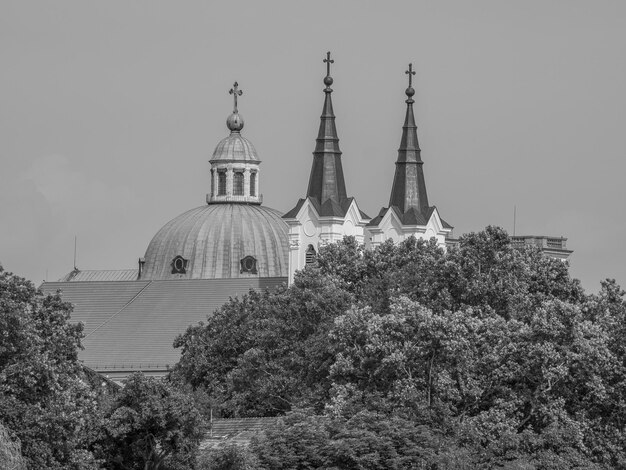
[1, 1, 625, 292]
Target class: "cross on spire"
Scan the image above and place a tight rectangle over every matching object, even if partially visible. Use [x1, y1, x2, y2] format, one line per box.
[405, 63, 415, 88]
[229, 82, 243, 113]
[324, 51, 334, 77]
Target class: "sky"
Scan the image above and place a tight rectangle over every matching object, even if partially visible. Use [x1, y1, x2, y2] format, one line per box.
[1, 0, 625, 292]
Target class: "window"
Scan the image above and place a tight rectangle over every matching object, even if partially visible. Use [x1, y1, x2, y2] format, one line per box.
[234, 171, 244, 196]
[250, 172, 256, 196]
[240, 255, 258, 274]
[218, 170, 226, 196]
[171, 255, 189, 274]
[305, 245, 316, 265]
[210, 169, 214, 197]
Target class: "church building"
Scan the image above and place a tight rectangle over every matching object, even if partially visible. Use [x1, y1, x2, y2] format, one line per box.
[41, 53, 569, 381]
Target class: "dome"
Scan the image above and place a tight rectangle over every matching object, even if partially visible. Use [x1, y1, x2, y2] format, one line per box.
[211, 132, 259, 163]
[141, 204, 288, 280]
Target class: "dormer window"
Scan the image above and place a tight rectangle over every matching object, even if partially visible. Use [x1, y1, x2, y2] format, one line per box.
[171, 255, 189, 274]
[240, 255, 258, 274]
[234, 171, 244, 196]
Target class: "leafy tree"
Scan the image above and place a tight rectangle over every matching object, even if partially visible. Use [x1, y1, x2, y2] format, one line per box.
[0, 266, 100, 469]
[197, 444, 258, 470]
[172, 228, 626, 468]
[172, 269, 352, 416]
[251, 410, 477, 469]
[327, 295, 623, 467]
[0, 423, 26, 470]
[96, 372, 204, 470]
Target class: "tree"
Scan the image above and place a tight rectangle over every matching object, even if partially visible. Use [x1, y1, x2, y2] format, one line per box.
[0, 266, 100, 469]
[0, 423, 26, 470]
[251, 410, 477, 470]
[172, 228, 626, 468]
[172, 268, 352, 416]
[327, 295, 623, 468]
[197, 444, 258, 470]
[96, 372, 204, 470]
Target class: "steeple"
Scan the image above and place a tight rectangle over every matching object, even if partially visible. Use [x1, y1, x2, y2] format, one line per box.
[388, 63, 429, 214]
[306, 51, 347, 205]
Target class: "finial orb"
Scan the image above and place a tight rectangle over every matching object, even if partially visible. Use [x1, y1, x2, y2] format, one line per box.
[227, 112, 244, 132]
[324, 76, 333, 87]
[405, 86, 415, 97]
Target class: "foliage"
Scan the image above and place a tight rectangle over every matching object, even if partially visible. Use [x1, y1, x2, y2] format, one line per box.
[251, 410, 477, 469]
[172, 228, 626, 468]
[0, 266, 100, 469]
[172, 270, 352, 416]
[197, 444, 258, 470]
[0, 423, 26, 470]
[96, 372, 205, 470]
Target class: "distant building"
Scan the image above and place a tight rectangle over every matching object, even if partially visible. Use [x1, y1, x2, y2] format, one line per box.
[41, 53, 570, 382]
[511, 235, 573, 260]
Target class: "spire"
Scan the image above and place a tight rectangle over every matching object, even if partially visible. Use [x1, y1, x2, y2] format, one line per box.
[306, 51, 347, 205]
[388, 63, 429, 213]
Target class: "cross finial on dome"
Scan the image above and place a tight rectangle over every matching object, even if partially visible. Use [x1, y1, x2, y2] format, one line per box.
[405, 63, 416, 103]
[227, 82, 244, 132]
[229, 82, 243, 113]
[323, 51, 334, 92]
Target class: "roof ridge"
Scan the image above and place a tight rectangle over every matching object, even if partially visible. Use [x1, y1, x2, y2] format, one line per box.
[85, 281, 152, 339]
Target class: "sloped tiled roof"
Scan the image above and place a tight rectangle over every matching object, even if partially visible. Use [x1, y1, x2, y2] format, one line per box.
[58, 269, 139, 282]
[41, 278, 286, 372]
[201, 417, 281, 449]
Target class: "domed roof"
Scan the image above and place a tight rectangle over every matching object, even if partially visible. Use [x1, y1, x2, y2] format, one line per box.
[141, 204, 288, 280]
[211, 132, 259, 163]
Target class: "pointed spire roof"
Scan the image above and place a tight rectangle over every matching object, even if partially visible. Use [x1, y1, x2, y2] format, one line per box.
[306, 51, 348, 205]
[388, 63, 429, 214]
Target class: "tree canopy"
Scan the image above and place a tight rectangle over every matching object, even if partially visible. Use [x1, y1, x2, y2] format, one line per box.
[174, 227, 626, 468]
[95, 372, 204, 470]
[0, 266, 100, 469]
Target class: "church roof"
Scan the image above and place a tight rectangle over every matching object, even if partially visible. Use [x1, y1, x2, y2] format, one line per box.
[41, 278, 286, 373]
[201, 417, 281, 449]
[211, 132, 259, 163]
[141, 204, 289, 280]
[58, 269, 138, 282]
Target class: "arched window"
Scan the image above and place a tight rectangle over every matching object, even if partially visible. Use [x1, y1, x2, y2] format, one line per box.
[250, 172, 257, 196]
[218, 170, 227, 196]
[210, 169, 215, 197]
[234, 171, 244, 196]
[305, 244, 316, 265]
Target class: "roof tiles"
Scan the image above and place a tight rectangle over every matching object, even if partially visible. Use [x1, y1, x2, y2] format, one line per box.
[41, 277, 286, 372]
